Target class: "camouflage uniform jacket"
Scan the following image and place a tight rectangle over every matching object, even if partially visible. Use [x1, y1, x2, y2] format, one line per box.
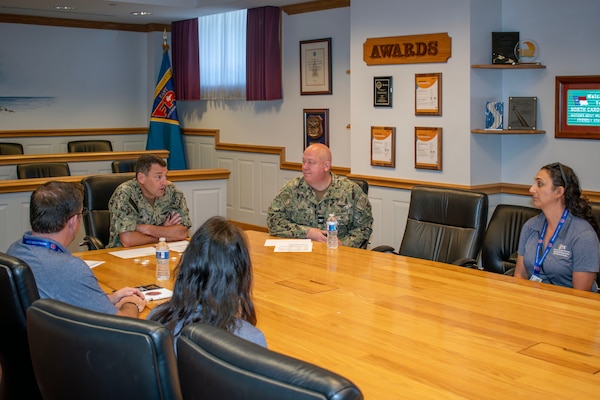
[107, 178, 191, 248]
[267, 173, 373, 248]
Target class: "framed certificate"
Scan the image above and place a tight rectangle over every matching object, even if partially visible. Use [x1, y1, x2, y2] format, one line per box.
[370, 126, 395, 167]
[415, 127, 442, 170]
[300, 38, 332, 95]
[374, 76, 392, 107]
[415, 73, 442, 116]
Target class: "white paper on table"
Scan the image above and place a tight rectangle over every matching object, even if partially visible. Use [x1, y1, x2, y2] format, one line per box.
[273, 242, 313, 252]
[84, 260, 104, 269]
[167, 240, 189, 253]
[109, 247, 156, 259]
[264, 239, 313, 252]
[109, 240, 189, 259]
[264, 239, 312, 247]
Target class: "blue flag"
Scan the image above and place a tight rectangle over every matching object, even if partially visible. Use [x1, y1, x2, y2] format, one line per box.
[146, 48, 187, 170]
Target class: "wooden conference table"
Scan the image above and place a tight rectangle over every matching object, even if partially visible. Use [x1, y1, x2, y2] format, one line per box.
[77, 231, 600, 399]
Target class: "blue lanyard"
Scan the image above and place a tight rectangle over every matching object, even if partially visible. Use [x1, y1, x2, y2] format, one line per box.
[23, 237, 64, 253]
[533, 208, 569, 277]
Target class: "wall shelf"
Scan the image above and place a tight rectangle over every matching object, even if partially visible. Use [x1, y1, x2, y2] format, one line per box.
[471, 129, 545, 134]
[471, 64, 546, 69]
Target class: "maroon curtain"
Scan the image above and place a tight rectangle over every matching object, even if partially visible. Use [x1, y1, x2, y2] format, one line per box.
[246, 7, 282, 101]
[172, 18, 200, 100]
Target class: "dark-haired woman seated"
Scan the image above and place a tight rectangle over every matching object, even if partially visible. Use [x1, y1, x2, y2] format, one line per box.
[514, 162, 600, 292]
[148, 216, 267, 347]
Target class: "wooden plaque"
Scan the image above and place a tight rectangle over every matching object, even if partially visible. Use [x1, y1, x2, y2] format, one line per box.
[363, 33, 452, 66]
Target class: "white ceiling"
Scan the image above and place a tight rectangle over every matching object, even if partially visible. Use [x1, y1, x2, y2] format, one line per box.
[0, 0, 301, 25]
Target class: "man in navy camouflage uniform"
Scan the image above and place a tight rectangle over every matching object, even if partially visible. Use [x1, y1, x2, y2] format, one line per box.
[107, 154, 191, 248]
[267, 144, 372, 248]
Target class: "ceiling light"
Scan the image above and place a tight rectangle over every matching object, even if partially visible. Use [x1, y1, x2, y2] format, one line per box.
[54, 6, 77, 11]
[131, 11, 153, 16]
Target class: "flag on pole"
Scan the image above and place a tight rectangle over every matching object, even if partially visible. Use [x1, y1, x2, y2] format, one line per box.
[146, 32, 187, 170]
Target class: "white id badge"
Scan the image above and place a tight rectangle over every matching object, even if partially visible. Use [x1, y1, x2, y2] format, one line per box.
[529, 275, 543, 282]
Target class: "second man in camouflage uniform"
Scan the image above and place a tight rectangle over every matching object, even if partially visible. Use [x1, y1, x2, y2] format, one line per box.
[107, 154, 191, 248]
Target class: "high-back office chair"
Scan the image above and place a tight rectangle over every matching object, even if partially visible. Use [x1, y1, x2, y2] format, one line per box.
[457, 204, 540, 275]
[0, 142, 24, 155]
[27, 298, 182, 400]
[67, 140, 113, 153]
[0, 252, 42, 400]
[80, 173, 135, 250]
[16, 162, 70, 179]
[177, 322, 363, 400]
[349, 177, 369, 195]
[111, 159, 136, 173]
[373, 185, 488, 265]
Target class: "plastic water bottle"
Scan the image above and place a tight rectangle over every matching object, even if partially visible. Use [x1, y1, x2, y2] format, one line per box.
[156, 238, 170, 280]
[326, 214, 338, 249]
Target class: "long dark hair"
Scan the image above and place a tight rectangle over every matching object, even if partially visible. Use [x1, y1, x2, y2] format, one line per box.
[148, 216, 256, 336]
[543, 162, 599, 238]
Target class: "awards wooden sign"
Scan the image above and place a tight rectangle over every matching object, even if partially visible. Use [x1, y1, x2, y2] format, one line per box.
[363, 32, 451, 66]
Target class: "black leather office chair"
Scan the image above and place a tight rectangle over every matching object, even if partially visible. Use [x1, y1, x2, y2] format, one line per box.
[373, 185, 488, 265]
[80, 173, 135, 250]
[0, 142, 24, 155]
[349, 177, 369, 195]
[457, 204, 540, 275]
[111, 159, 137, 173]
[67, 140, 113, 152]
[0, 253, 42, 400]
[27, 298, 182, 400]
[16, 162, 70, 179]
[177, 322, 363, 400]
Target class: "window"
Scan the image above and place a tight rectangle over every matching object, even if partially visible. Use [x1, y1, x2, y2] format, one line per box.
[198, 9, 247, 99]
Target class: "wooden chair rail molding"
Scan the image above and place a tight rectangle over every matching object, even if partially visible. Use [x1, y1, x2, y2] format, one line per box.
[0, 127, 148, 137]
[3, 128, 599, 201]
[0, 168, 230, 194]
[0, 150, 169, 166]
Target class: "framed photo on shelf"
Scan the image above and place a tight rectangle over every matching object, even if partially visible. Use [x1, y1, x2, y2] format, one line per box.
[299, 38, 332, 95]
[374, 76, 392, 107]
[370, 126, 396, 167]
[303, 108, 329, 148]
[415, 127, 442, 170]
[415, 73, 442, 116]
[555, 75, 600, 139]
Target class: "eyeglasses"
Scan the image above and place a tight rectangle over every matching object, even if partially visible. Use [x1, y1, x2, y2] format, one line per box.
[550, 163, 568, 192]
[73, 207, 89, 218]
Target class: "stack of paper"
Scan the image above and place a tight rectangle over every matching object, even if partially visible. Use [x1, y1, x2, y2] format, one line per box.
[264, 239, 313, 252]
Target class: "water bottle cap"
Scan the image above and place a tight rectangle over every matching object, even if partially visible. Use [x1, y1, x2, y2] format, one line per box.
[159, 237, 166, 242]
[329, 213, 334, 217]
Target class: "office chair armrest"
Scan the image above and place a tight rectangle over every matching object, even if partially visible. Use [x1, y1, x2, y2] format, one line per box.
[80, 235, 105, 251]
[452, 257, 480, 269]
[371, 245, 397, 253]
[503, 267, 515, 276]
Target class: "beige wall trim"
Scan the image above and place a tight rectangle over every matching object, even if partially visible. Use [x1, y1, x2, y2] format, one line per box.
[0, 168, 229, 194]
[0, 13, 169, 32]
[0, 150, 169, 166]
[281, 0, 350, 15]
[0, 127, 148, 137]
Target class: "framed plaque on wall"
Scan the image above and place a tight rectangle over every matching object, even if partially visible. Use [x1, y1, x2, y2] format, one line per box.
[303, 108, 329, 148]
